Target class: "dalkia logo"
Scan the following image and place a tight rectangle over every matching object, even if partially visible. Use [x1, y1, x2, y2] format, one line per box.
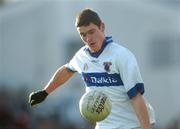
[82, 72, 123, 86]
[103, 62, 112, 72]
[90, 76, 117, 84]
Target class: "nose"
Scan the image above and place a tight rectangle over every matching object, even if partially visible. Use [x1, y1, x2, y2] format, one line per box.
[85, 34, 92, 43]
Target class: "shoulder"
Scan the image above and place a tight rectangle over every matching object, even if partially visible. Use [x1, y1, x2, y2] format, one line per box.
[74, 45, 87, 56]
[108, 42, 135, 59]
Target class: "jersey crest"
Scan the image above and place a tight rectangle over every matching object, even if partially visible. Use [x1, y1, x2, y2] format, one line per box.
[103, 61, 112, 72]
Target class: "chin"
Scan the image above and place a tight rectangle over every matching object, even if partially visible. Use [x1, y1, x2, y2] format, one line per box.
[92, 48, 99, 53]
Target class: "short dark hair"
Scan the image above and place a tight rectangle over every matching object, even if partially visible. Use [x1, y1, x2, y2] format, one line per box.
[75, 8, 102, 27]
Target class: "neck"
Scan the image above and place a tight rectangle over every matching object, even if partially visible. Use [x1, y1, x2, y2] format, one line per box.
[87, 36, 113, 58]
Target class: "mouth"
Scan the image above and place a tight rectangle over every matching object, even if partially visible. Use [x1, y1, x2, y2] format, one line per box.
[89, 42, 96, 47]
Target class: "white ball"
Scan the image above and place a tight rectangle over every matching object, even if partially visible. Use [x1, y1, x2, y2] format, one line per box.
[79, 90, 112, 123]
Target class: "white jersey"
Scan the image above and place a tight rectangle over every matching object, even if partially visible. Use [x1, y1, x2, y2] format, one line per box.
[65, 37, 155, 129]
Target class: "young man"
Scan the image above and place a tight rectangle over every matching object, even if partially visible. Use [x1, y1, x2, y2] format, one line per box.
[29, 8, 155, 129]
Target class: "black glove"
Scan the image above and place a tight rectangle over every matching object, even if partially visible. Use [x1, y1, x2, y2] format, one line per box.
[28, 90, 48, 106]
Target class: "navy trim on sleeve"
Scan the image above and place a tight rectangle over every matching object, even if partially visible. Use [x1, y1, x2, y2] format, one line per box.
[65, 66, 77, 73]
[127, 83, 145, 99]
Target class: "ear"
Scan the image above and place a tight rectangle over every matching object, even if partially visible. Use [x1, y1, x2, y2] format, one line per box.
[100, 22, 105, 32]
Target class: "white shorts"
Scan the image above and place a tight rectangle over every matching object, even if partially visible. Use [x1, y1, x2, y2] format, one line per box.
[131, 124, 155, 129]
[131, 127, 141, 129]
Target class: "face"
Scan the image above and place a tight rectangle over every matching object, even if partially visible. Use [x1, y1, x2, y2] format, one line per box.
[77, 22, 105, 53]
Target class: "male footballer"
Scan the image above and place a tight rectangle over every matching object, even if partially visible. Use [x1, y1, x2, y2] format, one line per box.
[29, 8, 155, 129]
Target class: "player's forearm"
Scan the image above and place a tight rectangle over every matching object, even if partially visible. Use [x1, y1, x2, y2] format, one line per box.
[44, 65, 75, 94]
[131, 93, 151, 129]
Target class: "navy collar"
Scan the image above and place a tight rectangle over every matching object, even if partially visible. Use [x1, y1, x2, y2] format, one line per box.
[85, 36, 113, 58]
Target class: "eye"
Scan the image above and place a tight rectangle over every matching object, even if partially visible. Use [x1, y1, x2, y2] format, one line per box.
[88, 29, 95, 34]
[80, 33, 86, 38]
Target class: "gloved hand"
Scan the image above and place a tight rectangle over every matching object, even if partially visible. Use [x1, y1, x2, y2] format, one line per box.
[28, 90, 48, 106]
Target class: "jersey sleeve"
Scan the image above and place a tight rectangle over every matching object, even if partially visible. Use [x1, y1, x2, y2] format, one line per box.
[65, 46, 87, 73]
[65, 55, 78, 73]
[117, 49, 144, 99]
